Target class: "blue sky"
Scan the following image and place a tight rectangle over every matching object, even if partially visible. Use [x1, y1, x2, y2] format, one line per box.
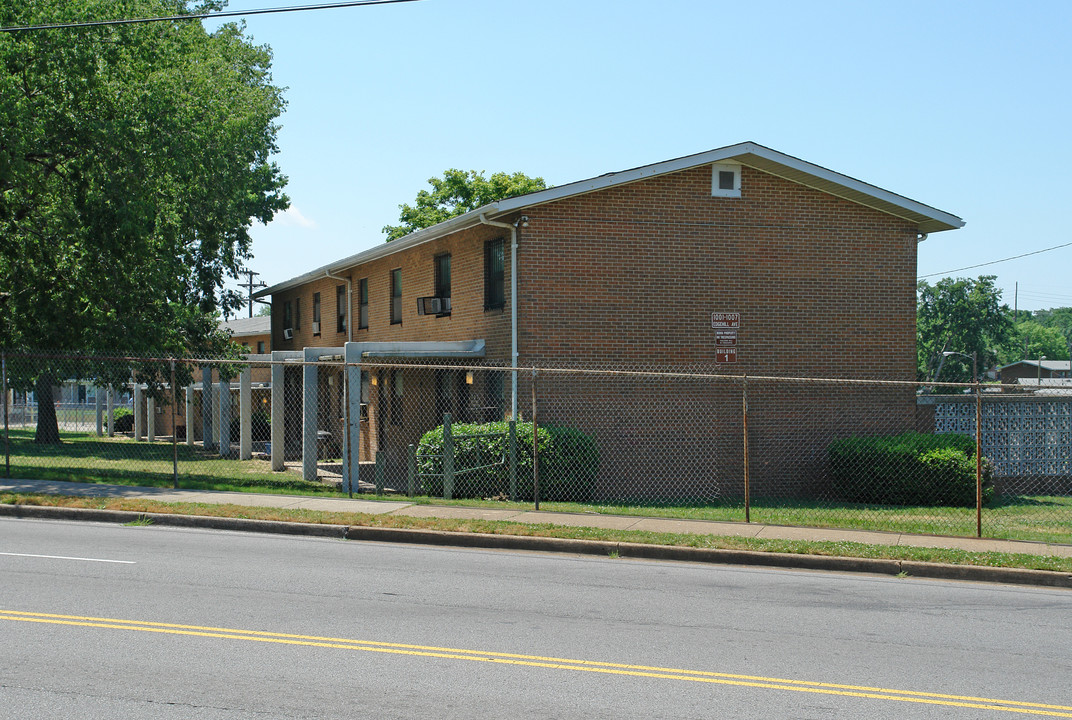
[210, 0, 1072, 313]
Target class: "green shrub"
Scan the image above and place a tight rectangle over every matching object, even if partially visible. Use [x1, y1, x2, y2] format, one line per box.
[417, 421, 599, 502]
[229, 410, 271, 442]
[829, 431, 993, 507]
[113, 407, 134, 433]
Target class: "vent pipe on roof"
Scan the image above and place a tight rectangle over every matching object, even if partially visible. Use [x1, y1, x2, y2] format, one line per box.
[479, 213, 525, 422]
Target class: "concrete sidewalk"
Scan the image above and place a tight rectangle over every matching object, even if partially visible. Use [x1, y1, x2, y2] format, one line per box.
[3, 478, 1070, 560]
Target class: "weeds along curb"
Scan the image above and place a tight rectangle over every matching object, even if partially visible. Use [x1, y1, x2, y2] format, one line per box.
[3, 503, 1071, 589]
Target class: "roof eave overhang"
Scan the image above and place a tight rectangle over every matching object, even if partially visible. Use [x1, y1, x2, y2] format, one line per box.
[256, 142, 963, 298]
[254, 206, 511, 299]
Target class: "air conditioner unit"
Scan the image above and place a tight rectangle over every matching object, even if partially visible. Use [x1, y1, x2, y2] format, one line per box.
[311, 321, 321, 334]
[283, 328, 294, 340]
[417, 297, 451, 316]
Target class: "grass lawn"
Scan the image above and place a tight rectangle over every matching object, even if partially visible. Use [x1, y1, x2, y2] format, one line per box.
[4, 428, 1071, 544]
[2, 492, 1070, 574]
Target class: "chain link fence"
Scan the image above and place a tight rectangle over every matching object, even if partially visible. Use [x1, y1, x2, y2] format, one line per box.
[3, 352, 1070, 543]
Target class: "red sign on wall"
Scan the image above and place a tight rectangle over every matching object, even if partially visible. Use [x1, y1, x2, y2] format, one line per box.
[716, 347, 737, 363]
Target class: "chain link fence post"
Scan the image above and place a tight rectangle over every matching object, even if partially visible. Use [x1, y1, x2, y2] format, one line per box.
[742, 374, 750, 523]
[443, 413, 454, 500]
[975, 378, 983, 538]
[171, 359, 178, 489]
[407, 443, 417, 497]
[2, 351, 8, 479]
[531, 368, 539, 511]
[508, 418, 517, 502]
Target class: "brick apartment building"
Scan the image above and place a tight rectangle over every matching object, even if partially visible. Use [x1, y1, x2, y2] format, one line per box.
[256, 142, 963, 498]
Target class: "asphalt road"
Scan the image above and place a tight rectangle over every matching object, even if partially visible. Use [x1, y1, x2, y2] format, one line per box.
[2, 516, 1070, 719]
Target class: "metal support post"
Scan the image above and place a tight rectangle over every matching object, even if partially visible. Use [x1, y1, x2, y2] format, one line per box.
[201, 366, 213, 451]
[171, 360, 178, 488]
[742, 375, 750, 524]
[239, 365, 252, 460]
[975, 379, 983, 538]
[374, 451, 385, 496]
[217, 378, 230, 457]
[508, 419, 517, 502]
[95, 385, 103, 436]
[407, 443, 417, 497]
[107, 385, 115, 437]
[531, 369, 539, 511]
[2, 352, 8, 479]
[443, 413, 454, 500]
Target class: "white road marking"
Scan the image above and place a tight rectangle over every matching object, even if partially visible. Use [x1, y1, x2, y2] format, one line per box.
[0, 552, 135, 564]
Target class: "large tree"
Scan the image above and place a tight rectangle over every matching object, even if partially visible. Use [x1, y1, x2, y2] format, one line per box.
[382, 169, 545, 241]
[917, 276, 1013, 383]
[0, 0, 288, 441]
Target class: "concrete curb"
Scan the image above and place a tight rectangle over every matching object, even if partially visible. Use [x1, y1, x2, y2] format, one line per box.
[3, 503, 1071, 588]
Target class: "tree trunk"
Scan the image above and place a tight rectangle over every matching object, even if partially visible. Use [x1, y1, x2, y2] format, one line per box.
[34, 372, 61, 444]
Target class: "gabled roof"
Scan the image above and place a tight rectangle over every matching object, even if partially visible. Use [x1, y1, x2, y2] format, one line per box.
[221, 316, 271, 337]
[1000, 359, 1072, 372]
[257, 142, 964, 298]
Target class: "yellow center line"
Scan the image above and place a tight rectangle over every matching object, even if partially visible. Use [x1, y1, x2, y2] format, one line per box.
[2, 609, 1069, 716]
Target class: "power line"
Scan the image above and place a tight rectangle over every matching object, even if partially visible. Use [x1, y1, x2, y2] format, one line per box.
[917, 240, 1072, 280]
[0, 0, 421, 33]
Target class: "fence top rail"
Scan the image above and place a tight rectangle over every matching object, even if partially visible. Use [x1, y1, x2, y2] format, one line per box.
[3, 351, 994, 391]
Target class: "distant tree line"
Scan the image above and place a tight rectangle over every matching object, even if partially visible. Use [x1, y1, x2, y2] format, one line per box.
[918, 276, 1071, 383]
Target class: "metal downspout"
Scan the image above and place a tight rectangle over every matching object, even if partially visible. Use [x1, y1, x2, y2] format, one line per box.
[479, 213, 520, 421]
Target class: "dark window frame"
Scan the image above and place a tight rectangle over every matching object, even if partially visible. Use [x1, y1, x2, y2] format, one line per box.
[312, 292, 321, 334]
[390, 269, 402, 325]
[484, 238, 505, 311]
[434, 253, 452, 316]
[358, 278, 369, 329]
[336, 285, 347, 334]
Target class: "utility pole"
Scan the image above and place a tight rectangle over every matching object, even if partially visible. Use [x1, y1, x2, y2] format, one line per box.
[237, 269, 267, 318]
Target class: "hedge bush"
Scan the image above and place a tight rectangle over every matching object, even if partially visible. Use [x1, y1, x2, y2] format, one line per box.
[417, 421, 599, 502]
[829, 431, 994, 507]
[112, 407, 134, 433]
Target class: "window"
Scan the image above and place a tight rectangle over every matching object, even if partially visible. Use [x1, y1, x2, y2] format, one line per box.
[313, 292, 321, 334]
[711, 162, 741, 198]
[282, 301, 293, 329]
[484, 238, 504, 310]
[358, 278, 369, 329]
[390, 269, 402, 324]
[294, 298, 301, 330]
[336, 285, 347, 333]
[434, 254, 451, 315]
[256, 341, 265, 354]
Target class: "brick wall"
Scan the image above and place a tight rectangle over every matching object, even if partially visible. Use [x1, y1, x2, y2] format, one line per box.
[514, 164, 920, 498]
[268, 162, 927, 498]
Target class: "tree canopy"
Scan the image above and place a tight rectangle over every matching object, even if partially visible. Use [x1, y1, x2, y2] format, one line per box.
[0, 0, 288, 358]
[917, 276, 1013, 382]
[382, 169, 546, 241]
[0, 0, 288, 440]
